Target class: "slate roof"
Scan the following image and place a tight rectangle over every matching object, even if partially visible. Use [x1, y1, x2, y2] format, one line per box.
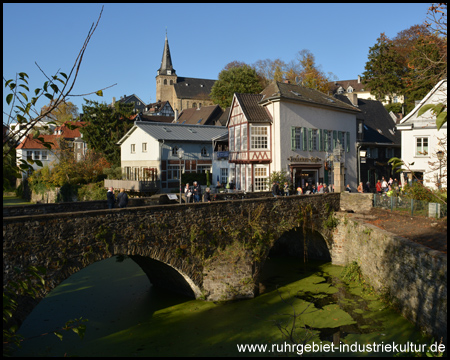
[235, 93, 272, 123]
[260, 82, 361, 114]
[118, 122, 228, 145]
[215, 107, 230, 126]
[173, 77, 216, 99]
[136, 114, 175, 124]
[176, 105, 224, 126]
[335, 95, 400, 145]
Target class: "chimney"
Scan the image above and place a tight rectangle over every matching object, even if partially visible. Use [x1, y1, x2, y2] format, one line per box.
[348, 93, 358, 106]
[357, 75, 361, 84]
[112, 97, 116, 105]
[174, 108, 179, 122]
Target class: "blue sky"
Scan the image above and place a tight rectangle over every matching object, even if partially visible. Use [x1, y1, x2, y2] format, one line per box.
[3, 3, 431, 124]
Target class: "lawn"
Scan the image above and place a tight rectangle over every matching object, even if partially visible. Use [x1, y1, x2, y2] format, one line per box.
[3, 195, 32, 206]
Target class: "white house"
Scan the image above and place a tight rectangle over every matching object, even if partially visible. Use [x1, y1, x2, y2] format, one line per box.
[116, 122, 228, 192]
[227, 82, 360, 192]
[396, 79, 447, 189]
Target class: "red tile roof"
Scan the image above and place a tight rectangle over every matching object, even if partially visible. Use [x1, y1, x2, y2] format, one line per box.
[16, 134, 59, 150]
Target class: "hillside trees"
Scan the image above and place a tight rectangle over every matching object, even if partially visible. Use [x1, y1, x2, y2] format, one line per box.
[80, 99, 135, 167]
[40, 100, 80, 125]
[210, 64, 263, 108]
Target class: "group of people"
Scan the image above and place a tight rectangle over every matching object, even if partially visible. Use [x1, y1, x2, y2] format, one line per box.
[272, 181, 333, 197]
[106, 187, 129, 209]
[344, 176, 401, 196]
[184, 181, 212, 203]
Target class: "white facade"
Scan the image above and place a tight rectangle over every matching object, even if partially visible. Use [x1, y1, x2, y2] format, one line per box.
[396, 79, 447, 189]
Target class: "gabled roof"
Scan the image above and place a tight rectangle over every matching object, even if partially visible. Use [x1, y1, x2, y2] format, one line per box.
[173, 77, 216, 99]
[118, 122, 228, 145]
[16, 134, 58, 150]
[399, 79, 447, 127]
[115, 94, 146, 105]
[176, 105, 223, 125]
[328, 79, 370, 94]
[53, 121, 86, 138]
[234, 93, 272, 124]
[260, 82, 361, 114]
[215, 107, 230, 126]
[335, 95, 400, 145]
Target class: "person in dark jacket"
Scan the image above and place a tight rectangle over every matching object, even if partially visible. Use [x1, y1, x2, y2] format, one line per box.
[117, 188, 129, 208]
[192, 181, 202, 203]
[204, 187, 212, 202]
[107, 187, 115, 209]
[272, 181, 279, 197]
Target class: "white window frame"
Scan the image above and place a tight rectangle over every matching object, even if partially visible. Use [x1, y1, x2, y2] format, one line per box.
[131, 144, 136, 153]
[220, 168, 228, 185]
[142, 143, 147, 152]
[242, 124, 248, 151]
[167, 165, 182, 180]
[254, 165, 269, 191]
[415, 137, 429, 157]
[250, 125, 269, 150]
[41, 151, 48, 160]
[197, 165, 211, 174]
[229, 128, 235, 152]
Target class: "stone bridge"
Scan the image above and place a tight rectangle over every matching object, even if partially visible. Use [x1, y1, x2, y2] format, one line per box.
[4, 193, 343, 327]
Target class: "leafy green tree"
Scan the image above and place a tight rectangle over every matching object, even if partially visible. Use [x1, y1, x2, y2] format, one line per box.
[80, 100, 134, 167]
[362, 34, 407, 103]
[210, 65, 263, 108]
[40, 100, 80, 125]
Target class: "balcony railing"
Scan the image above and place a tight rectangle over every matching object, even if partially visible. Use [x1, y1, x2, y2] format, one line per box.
[214, 151, 229, 160]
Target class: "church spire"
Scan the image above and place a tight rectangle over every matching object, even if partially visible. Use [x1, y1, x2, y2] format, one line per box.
[157, 31, 175, 76]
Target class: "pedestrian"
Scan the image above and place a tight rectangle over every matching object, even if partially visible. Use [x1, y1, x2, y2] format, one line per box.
[388, 177, 393, 186]
[284, 182, 289, 196]
[376, 180, 382, 194]
[107, 187, 115, 209]
[297, 186, 303, 195]
[323, 184, 329, 193]
[204, 187, 212, 202]
[382, 178, 388, 193]
[184, 183, 192, 203]
[192, 181, 202, 203]
[364, 181, 371, 193]
[317, 183, 323, 193]
[303, 182, 311, 195]
[345, 184, 352, 193]
[272, 181, 279, 197]
[117, 188, 129, 208]
[311, 184, 317, 194]
[357, 182, 363, 193]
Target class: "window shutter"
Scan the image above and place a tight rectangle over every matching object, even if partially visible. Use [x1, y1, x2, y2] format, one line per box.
[308, 128, 313, 151]
[291, 127, 296, 150]
[318, 129, 323, 151]
[333, 130, 337, 149]
[346, 132, 350, 152]
[324, 130, 329, 152]
[302, 127, 307, 151]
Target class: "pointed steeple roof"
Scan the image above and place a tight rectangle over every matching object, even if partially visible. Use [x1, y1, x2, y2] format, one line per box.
[158, 31, 176, 76]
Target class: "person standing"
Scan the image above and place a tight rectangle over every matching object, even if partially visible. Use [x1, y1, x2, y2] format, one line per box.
[204, 187, 212, 202]
[364, 181, 371, 193]
[117, 188, 129, 208]
[317, 183, 323, 193]
[107, 187, 115, 209]
[323, 184, 330, 193]
[357, 182, 363, 193]
[283, 182, 289, 196]
[345, 184, 352, 193]
[192, 181, 202, 203]
[184, 183, 192, 203]
[376, 180, 382, 194]
[272, 181, 279, 197]
[381, 177, 388, 192]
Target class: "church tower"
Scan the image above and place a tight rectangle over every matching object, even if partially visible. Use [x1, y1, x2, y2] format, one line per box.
[156, 32, 177, 105]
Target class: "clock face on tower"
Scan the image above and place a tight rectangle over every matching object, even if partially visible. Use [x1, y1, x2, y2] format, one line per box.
[167, 70, 171, 75]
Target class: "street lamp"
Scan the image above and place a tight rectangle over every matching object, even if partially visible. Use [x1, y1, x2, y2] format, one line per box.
[436, 150, 444, 189]
[178, 147, 184, 204]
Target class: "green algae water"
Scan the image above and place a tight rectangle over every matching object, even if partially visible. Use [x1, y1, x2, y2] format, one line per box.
[13, 255, 431, 357]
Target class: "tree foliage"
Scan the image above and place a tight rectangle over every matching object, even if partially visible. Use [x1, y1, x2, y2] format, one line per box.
[210, 65, 263, 108]
[40, 100, 79, 125]
[80, 99, 134, 167]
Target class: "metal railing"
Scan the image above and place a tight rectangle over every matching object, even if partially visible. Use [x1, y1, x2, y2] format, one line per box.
[373, 193, 447, 218]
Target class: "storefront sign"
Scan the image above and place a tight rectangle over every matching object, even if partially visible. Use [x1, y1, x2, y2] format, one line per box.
[287, 155, 322, 163]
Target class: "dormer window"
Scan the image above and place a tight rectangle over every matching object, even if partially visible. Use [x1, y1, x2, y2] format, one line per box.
[337, 87, 344, 94]
[347, 86, 353, 93]
[201, 147, 208, 157]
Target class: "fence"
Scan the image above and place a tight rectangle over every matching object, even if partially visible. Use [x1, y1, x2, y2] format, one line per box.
[373, 194, 447, 218]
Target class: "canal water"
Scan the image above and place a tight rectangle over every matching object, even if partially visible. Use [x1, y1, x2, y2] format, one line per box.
[13, 255, 430, 357]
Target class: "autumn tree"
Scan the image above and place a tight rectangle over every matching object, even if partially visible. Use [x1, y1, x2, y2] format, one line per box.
[80, 99, 134, 167]
[210, 65, 263, 108]
[294, 50, 336, 94]
[40, 100, 80, 126]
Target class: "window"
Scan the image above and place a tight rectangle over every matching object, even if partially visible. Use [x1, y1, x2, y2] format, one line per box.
[235, 126, 241, 151]
[254, 166, 268, 191]
[415, 137, 428, 156]
[199, 103, 202, 108]
[201, 147, 208, 157]
[27, 151, 33, 161]
[193, 103, 197, 108]
[34, 151, 40, 160]
[142, 143, 147, 152]
[393, 96, 398, 103]
[197, 165, 211, 173]
[164, 79, 167, 85]
[347, 87, 353, 93]
[311, 129, 319, 151]
[220, 168, 228, 185]
[250, 126, 268, 149]
[131, 144, 136, 153]
[366, 147, 378, 159]
[167, 165, 181, 180]
[385, 148, 394, 158]
[346, 132, 350, 152]
[229, 128, 235, 151]
[41, 151, 48, 160]
[170, 80, 173, 85]
[172, 146, 178, 156]
[291, 127, 302, 150]
[124, 167, 131, 180]
[242, 124, 247, 151]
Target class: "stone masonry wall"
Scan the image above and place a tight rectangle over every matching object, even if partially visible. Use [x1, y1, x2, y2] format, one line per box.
[332, 212, 447, 342]
[3, 193, 340, 326]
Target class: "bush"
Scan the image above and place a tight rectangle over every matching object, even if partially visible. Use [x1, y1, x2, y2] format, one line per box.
[402, 181, 446, 204]
[77, 181, 107, 201]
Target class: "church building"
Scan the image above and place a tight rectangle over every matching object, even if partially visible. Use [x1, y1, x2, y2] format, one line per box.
[156, 33, 216, 112]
